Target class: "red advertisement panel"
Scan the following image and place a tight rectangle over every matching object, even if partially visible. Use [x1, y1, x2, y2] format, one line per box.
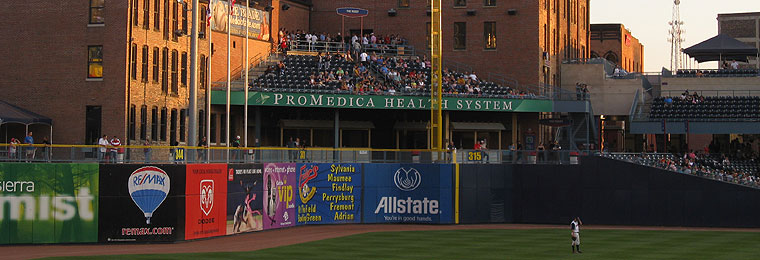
[185, 164, 228, 240]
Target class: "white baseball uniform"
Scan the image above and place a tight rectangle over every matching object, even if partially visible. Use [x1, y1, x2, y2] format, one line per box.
[571, 220, 580, 246]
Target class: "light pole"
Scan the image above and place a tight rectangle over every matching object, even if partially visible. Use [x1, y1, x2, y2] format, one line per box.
[179, 0, 200, 151]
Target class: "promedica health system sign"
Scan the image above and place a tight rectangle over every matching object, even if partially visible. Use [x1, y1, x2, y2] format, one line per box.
[185, 164, 228, 240]
[263, 163, 296, 230]
[363, 164, 453, 224]
[297, 163, 361, 225]
[98, 165, 185, 242]
[0, 163, 99, 244]
[212, 91, 554, 112]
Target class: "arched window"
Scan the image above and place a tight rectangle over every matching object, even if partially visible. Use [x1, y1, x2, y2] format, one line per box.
[590, 51, 599, 59]
[604, 51, 619, 64]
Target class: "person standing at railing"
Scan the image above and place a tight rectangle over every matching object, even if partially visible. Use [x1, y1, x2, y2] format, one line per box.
[42, 137, 51, 162]
[97, 135, 109, 162]
[23, 132, 34, 162]
[143, 139, 152, 163]
[8, 138, 19, 161]
[198, 136, 208, 162]
[110, 136, 121, 163]
[446, 140, 456, 163]
[232, 136, 242, 163]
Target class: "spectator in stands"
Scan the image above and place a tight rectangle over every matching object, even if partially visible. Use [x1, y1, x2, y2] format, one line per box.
[664, 96, 673, 107]
[8, 138, 19, 161]
[731, 60, 739, 70]
[23, 132, 34, 162]
[42, 137, 51, 162]
[143, 138, 152, 163]
[276, 61, 287, 75]
[446, 140, 456, 162]
[110, 136, 121, 163]
[98, 135, 109, 162]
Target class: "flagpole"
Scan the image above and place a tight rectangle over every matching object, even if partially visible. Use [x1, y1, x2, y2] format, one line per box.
[244, 0, 249, 150]
[226, 0, 232, 162]
[206, 1, 212, 162]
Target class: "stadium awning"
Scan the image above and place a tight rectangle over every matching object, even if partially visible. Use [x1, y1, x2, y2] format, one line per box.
[279, 120, 375, 129]
[0, 100, 52, 126]
[683, 34, 759, 63]
[450, 122, 506, 131]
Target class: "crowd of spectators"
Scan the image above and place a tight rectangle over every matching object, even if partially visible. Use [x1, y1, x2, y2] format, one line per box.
[602, 151, 760, 188]
[278, 28, 409, 53]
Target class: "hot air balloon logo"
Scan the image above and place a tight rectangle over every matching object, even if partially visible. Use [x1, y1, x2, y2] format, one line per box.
[128, 166, 171, 224]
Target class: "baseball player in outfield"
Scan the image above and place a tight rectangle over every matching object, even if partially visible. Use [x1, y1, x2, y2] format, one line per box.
[571, 217, 583, 253]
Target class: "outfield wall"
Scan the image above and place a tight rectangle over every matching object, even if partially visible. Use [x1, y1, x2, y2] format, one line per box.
[458, 157, 760, 228]
[2, 159, 759, 244]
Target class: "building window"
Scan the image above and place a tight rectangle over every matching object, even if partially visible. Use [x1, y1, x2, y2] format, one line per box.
[399, 0, 410, 8]
[453, 22, 466, 50]
[160, 107, 167, 141]
[181, 4, 188, 34]
[199, 109, 205, 140]
[172, 1, 179, 41]
[171, 50, 178, 94]
[170, 109, 177, 144]
[151, 107, 158, 140]
[141, 45, 149, 82]
[163, 0, 169, 40]
[454, 0, 466, 7]
[89, 0, 105, 24]
[143, 0, 150, 29]
[426, 22, 431, 49]
[181, 52, 187, 86]
[129, 105, 136, 140]
[154, 0, 160, 31]
[87, 46, 103, 78]
[200, 54, 207, 89]
[132, 0, 139, 26]
[210, 113, 217, 143]
[484, 0, 496, 6]
[220, 114, 226, 143]
[179, 109, 186, 142]
[130, 44, 138, 80]
[162, 48, 169, 93]
[484, 22, 497, 49]
[140, 105, 147, 140]
[199, 6, 207, 38]
[152, 47, 159, 82]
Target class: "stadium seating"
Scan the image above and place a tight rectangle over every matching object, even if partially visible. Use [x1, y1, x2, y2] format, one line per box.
[675, 69, 760, 78]
[649, 96, 760, 121]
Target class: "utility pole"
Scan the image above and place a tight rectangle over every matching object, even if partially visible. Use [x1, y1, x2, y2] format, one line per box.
[188, 0, 200, 150]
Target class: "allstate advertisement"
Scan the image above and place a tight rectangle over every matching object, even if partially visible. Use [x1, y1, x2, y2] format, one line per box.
[98, 165, 185, 242]
[185, 164, 228, 240]
[363, 164, 453, 224]
[226, 164, 264, 235]
[297, 163, 361, 225]
[0, 163, 99, 244]
[263, 163, 296, 230]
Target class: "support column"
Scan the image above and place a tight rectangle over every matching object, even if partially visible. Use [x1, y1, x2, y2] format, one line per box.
[334, 109, 340, 161]
[512, 113, 518, 145]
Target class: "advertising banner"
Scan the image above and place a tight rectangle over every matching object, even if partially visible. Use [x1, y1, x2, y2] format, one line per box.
[0, 163, 99, 244]
[363, 164, 453, 224]
[210, 0, 270, 41]
[226, 164, 264, 235]
[211, 91, 554, 113]
[262, 163, 296, 230]
[98, 164, 185, 242]
[297, 163, 362, 225]
[185, 164, 228, 240]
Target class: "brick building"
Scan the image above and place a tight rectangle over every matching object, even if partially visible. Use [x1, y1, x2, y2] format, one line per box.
[718, 12, 760, 69]
[307, 0, 589, 88]
[589, 24, 644, 73]
[0, 0, 284, 146]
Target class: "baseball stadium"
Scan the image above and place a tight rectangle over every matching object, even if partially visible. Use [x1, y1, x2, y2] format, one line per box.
[1, 0, 760, 259]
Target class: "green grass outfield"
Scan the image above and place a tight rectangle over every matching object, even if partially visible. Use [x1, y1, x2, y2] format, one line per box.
[43, 228, 760, 260]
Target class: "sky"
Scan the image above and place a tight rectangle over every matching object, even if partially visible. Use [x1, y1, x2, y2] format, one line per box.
[590, 0, 760, 72]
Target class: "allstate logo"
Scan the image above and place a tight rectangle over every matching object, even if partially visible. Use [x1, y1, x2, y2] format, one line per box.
[394, 167, 421, 191]
[128, 166, 170, 224]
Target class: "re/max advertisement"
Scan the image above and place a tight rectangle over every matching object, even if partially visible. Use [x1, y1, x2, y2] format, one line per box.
[98, 164, 185, 242]
[363, 164, 453, 224]
[297, 163, 362, 225]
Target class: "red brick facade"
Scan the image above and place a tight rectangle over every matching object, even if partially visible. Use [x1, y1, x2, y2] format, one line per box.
[589, 24, 644, 73]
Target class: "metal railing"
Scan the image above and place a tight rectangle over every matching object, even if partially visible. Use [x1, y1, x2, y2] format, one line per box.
[659, 90, 760, 97]
[0, 144, 587, 165]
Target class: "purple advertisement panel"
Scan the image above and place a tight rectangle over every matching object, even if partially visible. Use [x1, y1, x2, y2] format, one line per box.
[263, 163, 297, 230]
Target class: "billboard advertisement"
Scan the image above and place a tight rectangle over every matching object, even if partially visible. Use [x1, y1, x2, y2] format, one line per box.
[0, 163, 99, 244]
[185, 164, 228, 240]
[99, 165, 185, 242]
[226, 164, 264, 235]
[262, 163, 296, 230]
[297, 163, 361, 225]
[210, 0, 270, 41]
[363, 164, 453, 224]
